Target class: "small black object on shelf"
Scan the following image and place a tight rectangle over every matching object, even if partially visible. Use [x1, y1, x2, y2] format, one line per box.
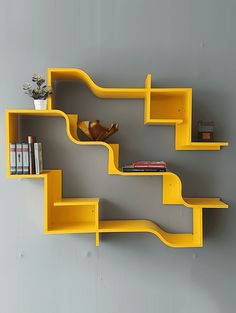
[122, 161, 167, 172]
[197, 120, 214, 142]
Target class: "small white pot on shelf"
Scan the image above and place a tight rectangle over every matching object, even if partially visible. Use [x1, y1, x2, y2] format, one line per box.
[34, 99, 47, 110]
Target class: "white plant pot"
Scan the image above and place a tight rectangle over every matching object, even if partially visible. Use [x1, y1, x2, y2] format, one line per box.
[34, 99, 47, 110]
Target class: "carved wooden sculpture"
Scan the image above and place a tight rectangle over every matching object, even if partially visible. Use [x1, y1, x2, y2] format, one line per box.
[78, 120, 119, 141]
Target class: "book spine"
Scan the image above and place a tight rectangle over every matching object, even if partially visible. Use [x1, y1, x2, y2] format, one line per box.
[133, 164, 166, 168]
[34, 143, 43, 174]
[123, 168, 166, 172]
[10, 143, 16, 175]
[28, 143, 35, 174]
[34, 143, 39, 174]
[38, 143, 43, 174]
[133, 161, 166, 166]
[39, 143, 43, 173]
[16, 143, 23, 174]
[22, 143, 29, 174]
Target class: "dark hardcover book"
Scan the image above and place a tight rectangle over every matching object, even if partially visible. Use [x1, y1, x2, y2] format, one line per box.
[10, 143, 16, 174]
[16, 143, 23, 174]
[122, 166, 166, 172]
[28, 136, 36, 174]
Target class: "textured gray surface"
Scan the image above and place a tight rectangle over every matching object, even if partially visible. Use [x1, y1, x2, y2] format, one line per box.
[0, 0, 235, 312]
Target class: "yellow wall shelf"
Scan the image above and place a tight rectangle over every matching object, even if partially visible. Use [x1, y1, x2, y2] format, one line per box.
[6, 68, 228, 248]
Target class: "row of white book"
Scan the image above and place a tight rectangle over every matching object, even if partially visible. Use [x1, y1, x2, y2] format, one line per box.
[10, 141, 43, 175]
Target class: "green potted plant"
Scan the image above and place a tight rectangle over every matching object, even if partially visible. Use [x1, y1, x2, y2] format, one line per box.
[23, 74, 53, 110]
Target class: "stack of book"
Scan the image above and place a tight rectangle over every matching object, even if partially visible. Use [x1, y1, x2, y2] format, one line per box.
[122, 161, 167, 172]
[10, 136, 43, 175]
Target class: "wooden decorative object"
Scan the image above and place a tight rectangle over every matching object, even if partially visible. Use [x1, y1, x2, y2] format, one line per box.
[78, 120, 119, 141]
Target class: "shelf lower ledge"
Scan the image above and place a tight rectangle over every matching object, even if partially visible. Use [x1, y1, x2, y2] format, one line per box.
[46, 222, 97, 234]
[6, 170, 51, 178]
[145, 118, 184, 125]
[99, 220, 201, 248]
[44, 220, 200, 248]
[176, 142, 229, 151]
[54, 198, 99, 206]
[183, 197, 228, 208]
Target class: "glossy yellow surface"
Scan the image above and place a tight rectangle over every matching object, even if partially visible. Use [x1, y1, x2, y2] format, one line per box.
[6, 106, 228, 247]
[48, 68, 228, 150]
[5, 68, 228, 247]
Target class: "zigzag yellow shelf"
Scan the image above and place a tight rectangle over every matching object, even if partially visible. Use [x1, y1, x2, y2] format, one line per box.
[5, 68, 228, 248]
[6, 110, 227, 248]
[48, 68, 228, 150]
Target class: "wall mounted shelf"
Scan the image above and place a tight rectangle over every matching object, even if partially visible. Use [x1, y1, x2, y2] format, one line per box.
[6, 68, 228, 248]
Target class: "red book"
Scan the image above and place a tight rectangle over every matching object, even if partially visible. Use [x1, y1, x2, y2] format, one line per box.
[133, 161, 167, 168]
[133, 164, 166, 168]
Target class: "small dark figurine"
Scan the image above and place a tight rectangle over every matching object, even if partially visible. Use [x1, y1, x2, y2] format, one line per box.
[78, 120, 119, 141]
[197, 120, 214, 141]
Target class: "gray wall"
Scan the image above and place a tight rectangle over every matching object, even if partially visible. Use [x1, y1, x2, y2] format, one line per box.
[0, 1, 235, 312]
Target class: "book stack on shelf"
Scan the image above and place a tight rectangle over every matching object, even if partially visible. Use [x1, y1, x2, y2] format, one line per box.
[122, 161, 167, 172]
[10, 136, 43, 175]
